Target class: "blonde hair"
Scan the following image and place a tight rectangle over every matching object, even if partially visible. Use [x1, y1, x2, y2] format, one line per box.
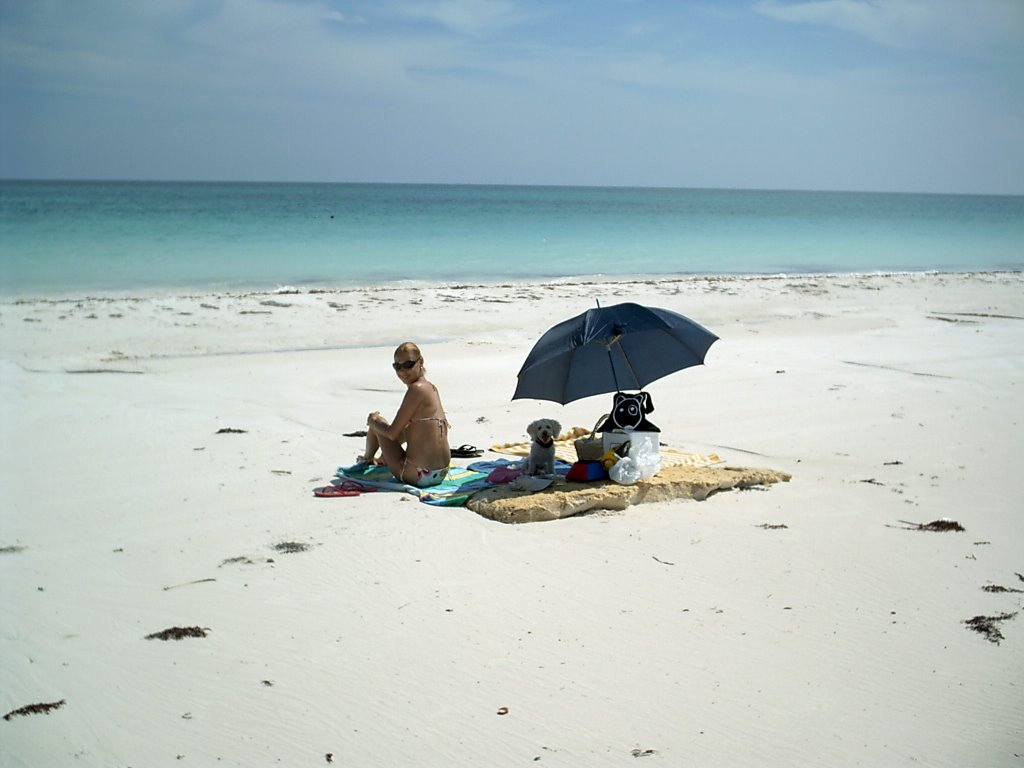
[394, 341, 421, 359]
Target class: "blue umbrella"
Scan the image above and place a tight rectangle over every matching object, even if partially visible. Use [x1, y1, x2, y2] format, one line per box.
[513, 302, 718, 405]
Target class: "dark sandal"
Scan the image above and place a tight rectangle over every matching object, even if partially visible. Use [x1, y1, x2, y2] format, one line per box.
[451, 444, 483, 458]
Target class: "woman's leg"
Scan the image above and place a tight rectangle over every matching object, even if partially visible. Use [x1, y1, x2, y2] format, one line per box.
[367, 416, 408, 478]
[360, 429, 381, 464]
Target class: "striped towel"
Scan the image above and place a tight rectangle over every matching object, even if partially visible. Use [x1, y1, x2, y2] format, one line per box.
[490, 428, 722, 469]
[335, 463, 491, 506]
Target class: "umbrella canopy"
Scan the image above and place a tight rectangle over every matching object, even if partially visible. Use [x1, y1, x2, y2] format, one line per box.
[513, 302, 718, 405]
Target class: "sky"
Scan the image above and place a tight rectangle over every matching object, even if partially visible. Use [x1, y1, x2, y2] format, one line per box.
[1, 0, 1022, 194]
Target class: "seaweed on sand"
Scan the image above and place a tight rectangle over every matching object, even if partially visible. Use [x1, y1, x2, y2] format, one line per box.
[982, 584, 1024, 594]
[4, 700, 66, 720]
[963, 612, 1016, 644]
[272, 541, 310, 554]
[145, 626, 209, 641]
[893, 519, 965, 532]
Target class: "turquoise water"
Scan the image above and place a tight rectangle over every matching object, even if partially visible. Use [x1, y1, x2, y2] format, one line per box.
[1, 181, 1022, 296]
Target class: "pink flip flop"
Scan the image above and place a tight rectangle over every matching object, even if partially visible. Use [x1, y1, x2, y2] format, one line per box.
[337, 480, 377, 493]
[313, 485, 360, 498]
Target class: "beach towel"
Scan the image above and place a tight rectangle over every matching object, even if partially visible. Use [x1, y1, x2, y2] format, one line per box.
[467, 457, 573, 483]
[490, 427, 723, 469]
[334, 463, 492, 507]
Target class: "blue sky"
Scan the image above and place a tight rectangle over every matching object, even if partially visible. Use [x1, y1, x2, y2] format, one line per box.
[1, 0, 1022, 193]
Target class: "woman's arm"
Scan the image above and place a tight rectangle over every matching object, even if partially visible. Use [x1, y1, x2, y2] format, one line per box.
[371, 384, 425, 442]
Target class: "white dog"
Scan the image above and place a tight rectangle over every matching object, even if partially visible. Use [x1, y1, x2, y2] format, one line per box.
[525, 418, 561, 476]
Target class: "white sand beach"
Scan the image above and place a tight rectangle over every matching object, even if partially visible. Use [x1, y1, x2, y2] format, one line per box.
[1, 271, 1022, 766]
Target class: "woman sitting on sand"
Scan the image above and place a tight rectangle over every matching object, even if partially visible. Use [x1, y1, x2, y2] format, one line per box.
[359, 342, 451, 487]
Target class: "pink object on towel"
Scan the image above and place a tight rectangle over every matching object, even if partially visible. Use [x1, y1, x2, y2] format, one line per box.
[487, 466, 524, 484]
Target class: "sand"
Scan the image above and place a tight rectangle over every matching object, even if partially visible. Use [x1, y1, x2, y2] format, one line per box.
[467, 464, 794, 523]
[1, 271, 1022, 766]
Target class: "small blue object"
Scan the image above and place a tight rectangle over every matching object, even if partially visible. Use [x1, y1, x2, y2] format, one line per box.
[566, 461, 608, 482]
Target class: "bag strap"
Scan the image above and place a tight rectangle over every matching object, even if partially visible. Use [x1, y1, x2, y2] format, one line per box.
[590, 414, 609, 440]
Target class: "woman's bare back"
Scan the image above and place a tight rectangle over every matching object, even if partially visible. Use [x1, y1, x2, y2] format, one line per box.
[400, 380, 450, 471]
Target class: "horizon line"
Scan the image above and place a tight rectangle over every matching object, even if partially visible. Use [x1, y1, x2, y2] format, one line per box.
[2, 177, 1022, 198]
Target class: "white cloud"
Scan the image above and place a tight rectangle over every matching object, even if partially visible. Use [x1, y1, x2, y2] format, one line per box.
[323, 10, 367, 25]
[755, 0, 1024, 57]
[390, 0, 527, 37]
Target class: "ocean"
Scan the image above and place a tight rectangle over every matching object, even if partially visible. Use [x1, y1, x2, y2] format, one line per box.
[1, 181, 1022, 297]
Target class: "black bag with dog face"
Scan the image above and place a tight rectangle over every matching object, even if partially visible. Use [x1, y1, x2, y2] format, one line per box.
[595, 391, 660, 433]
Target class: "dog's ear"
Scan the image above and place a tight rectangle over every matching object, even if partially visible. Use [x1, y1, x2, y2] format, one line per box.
[552, 421, 561, 436]
[526, 422, 537, 439]
[640, 391, 654, 413]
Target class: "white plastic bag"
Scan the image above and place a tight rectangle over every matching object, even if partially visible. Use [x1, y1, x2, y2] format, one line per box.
[637, 451, 662, 481]
[622, 438, 663, 481]
[609, 456, 640, 485]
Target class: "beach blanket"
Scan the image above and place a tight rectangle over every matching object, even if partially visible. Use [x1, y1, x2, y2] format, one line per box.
[466, 458, 572, 477]
[490, 427, 723, 469]
[334, 463, 491, 507]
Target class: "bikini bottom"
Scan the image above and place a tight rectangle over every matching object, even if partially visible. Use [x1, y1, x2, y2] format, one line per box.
[408, 466, 448, 488]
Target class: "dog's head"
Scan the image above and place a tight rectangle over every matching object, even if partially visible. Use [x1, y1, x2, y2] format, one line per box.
[527, 418, 561, 446]
[610, 391, 654, 430]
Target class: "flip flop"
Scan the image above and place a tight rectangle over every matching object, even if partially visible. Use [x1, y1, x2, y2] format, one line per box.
[451, 444, 483, 458]
[340, 480, 377, 493]
[313, 485, 360, 497]
[333, 479, 379, 493]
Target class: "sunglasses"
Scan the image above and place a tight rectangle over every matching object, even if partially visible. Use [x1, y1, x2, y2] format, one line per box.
[392, 358, 421, 371]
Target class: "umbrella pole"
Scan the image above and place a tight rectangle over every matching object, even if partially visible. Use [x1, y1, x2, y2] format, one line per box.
[614, 341, 641, 390]
[606, 341, 622, 392]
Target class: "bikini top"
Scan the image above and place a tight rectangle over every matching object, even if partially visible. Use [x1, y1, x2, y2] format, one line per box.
[408, 383, 449, 431]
